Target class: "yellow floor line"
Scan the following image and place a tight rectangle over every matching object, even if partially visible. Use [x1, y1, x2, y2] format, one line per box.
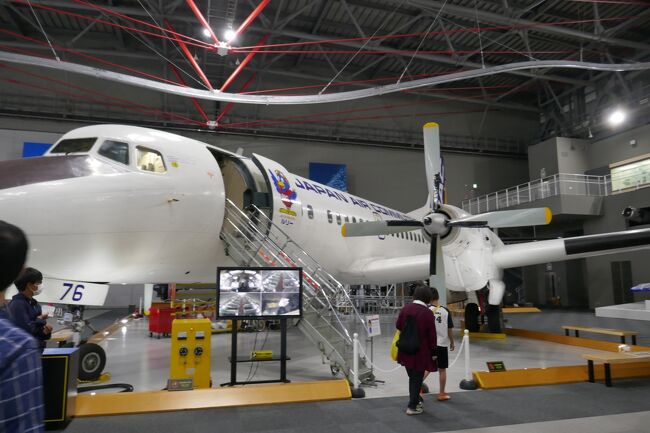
[504, 328, 650, 352]
[75, 379, 351, 417]
[502, 307, 541, 313]
[474, 362, 650, 389]
[467, 332, 506, 339]
[87, 314, 137, 344]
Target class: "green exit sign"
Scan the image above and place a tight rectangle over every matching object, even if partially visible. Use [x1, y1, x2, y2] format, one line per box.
[486, 361, 506, 372]
[167, 378, 193, 391]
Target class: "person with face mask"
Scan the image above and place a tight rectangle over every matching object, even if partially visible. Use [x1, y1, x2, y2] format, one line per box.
[9, 267, 52, 351]
[0, 222, 45, 432]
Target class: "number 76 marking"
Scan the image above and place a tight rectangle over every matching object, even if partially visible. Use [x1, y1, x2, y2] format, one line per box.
[60, 283, 84, 302]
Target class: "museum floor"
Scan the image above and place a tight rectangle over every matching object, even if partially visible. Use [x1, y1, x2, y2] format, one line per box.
[54, 308, 650, 432]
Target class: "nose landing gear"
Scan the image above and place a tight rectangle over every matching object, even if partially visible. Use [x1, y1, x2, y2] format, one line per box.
[54, 305, 108, 381]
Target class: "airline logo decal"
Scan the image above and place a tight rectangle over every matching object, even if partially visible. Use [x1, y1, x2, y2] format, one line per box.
[269, 169, 298, 217]
[294, 177, 410, 221]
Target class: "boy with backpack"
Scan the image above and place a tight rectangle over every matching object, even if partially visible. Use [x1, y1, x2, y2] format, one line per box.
[395, 284, 437, 415]
[424, 287, 455, 401]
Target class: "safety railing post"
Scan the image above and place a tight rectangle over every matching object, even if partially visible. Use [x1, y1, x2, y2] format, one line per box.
[351, 333, 365, 398]
[459, 330, 478, 390]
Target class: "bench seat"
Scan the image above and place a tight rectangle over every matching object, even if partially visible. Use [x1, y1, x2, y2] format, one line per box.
[582, 352, 650, 386]
[562, 325, 638, 345]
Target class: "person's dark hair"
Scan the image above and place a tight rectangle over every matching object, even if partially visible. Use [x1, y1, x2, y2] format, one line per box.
[0, 221, 28, 292]
[430, 287, 439, 301]
[413, 285, 432, 304]
[15, 267, 42, 292]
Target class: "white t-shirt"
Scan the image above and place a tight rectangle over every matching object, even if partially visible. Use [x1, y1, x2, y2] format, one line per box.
[429, 305, 453, 347]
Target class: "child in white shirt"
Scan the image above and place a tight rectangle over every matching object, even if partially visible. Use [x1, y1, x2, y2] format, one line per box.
[424, 287, 455, 401]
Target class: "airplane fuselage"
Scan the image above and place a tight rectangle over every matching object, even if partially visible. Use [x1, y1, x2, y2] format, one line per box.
[0, 125, 501, 292]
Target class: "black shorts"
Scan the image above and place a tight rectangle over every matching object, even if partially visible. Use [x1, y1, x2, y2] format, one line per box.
[435, 346, 449, 369]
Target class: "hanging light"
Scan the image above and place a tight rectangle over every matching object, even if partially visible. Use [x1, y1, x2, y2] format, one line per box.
[202, 27, 211, 37]
[608, 108, 626, 126]
[224, 29, 236, 42]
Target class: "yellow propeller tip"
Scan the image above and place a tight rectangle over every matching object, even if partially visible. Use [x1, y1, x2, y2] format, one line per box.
[423, 122, 439, 128]
[545, 207, 553, 224]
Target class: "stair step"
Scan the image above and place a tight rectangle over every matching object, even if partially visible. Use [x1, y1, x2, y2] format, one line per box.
[221, 199, 367, 384]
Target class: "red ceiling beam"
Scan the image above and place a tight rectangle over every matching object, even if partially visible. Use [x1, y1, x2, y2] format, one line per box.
[164, 19, 214, 91]
[169, 65, 210, 124]
[185, 0, 220, 46]
[216, 73, 257, 125]
[232, 0, 271, 41]
[220, 34, 270, 92]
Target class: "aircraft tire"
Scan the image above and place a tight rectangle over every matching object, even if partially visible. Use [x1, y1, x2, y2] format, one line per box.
[486, 305, 501, 333]
[78, 343, 106, 381]
[464, 303, 480, 332]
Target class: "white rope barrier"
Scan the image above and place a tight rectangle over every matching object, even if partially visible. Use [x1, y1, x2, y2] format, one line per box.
[354, 332, 466, 374]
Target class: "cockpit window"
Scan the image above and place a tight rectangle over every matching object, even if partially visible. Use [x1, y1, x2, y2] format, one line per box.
[50, 138, 97, 154]
[136, 147, 166, 173]
[98, 140, 129, 165]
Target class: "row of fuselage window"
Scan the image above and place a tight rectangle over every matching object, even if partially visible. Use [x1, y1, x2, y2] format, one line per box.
[304, 205, 427, 244]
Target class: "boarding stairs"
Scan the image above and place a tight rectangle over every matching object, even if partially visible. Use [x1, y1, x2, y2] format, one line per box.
[220, 198, 373, 383]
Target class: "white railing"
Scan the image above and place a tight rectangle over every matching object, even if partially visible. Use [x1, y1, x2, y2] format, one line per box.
[463, 171, 650, 213]
[462, 173, 612, 214]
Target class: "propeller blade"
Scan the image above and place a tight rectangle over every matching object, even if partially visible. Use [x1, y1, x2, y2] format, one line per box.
[447, 220, 488, 228]
[452, 207, 552, 228]
[341, 220, 422, 237]
[429, 234, 437, 276]
[423, 122, 443, 210]
[429, 234, 447, 305]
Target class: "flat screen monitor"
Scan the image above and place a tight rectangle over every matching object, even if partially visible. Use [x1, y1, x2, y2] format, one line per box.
[216, 267, 302, 319]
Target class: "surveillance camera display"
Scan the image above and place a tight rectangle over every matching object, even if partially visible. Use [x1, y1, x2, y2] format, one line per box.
[217, 267, 302, 318]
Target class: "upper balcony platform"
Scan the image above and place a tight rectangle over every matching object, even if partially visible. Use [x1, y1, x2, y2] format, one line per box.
[461, 172, 648, 218]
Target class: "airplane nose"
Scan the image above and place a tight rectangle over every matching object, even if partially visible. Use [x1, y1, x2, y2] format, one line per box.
[0, 155, 124, 190]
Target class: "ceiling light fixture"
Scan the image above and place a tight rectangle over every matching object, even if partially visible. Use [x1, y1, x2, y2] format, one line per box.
[608, 108, 626, 126]
[224, 29, 236, 42]
[202, 27, 211, 37]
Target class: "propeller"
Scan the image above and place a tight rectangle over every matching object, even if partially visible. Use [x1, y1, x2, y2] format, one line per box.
[340, 123, 553, 306]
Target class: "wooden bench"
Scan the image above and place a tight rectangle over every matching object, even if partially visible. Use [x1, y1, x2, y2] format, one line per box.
[562, 325, 639, 345]
[582, 352, 650, 387]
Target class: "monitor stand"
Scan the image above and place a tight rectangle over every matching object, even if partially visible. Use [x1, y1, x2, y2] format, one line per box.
[221, 318, 291, 386]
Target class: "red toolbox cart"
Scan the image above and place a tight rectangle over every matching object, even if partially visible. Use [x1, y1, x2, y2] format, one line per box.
[149, 306, 175, 338]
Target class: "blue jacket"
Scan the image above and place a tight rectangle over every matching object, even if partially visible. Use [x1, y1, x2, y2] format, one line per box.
[8, 293, 50, 348]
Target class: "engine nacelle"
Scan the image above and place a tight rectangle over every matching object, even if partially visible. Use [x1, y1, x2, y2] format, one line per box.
[434, 205, 503, 293]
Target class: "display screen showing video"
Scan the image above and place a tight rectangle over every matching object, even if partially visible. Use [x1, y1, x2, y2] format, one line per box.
[216, 267, 302, 319]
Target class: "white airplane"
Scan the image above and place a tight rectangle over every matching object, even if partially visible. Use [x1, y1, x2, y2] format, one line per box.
[1, 123, 650, 333]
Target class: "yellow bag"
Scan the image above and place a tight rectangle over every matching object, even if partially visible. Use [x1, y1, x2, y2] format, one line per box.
[390, 330, 400, 361]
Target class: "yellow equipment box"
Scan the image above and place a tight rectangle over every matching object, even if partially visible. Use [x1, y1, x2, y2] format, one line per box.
[170, 319, 211, 389]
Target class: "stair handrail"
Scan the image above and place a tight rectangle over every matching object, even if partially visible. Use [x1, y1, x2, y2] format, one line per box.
[247, 202, 369, 333]
[221, 208, 355, 352]
[220, 214, 328, 311]
[223, 199, 369, 339]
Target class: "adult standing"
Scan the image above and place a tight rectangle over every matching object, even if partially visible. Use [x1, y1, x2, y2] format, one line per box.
[395, 284, 438, 415]
[0, 221, 45, 433]
[9, 267, 52, 352]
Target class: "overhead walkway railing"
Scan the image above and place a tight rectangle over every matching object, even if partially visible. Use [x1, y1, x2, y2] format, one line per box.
[462, 173, 621, 214]
[220, 198, 373, 383]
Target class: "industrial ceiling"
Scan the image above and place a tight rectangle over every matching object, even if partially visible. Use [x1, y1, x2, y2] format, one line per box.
[0, 0, 648, 153]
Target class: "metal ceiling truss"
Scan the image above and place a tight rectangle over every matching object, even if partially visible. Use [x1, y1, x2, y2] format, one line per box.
[2, 50, 648, 105]
[0, 0, 648, 145]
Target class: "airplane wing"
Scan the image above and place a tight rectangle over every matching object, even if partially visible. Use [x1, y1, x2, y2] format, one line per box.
[341, 228, 650, 285]
[340, 255, 430, 284]
[493, 228, 650, 268]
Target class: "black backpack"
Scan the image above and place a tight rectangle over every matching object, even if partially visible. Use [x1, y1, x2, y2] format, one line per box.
[397, 309, 423, 355]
